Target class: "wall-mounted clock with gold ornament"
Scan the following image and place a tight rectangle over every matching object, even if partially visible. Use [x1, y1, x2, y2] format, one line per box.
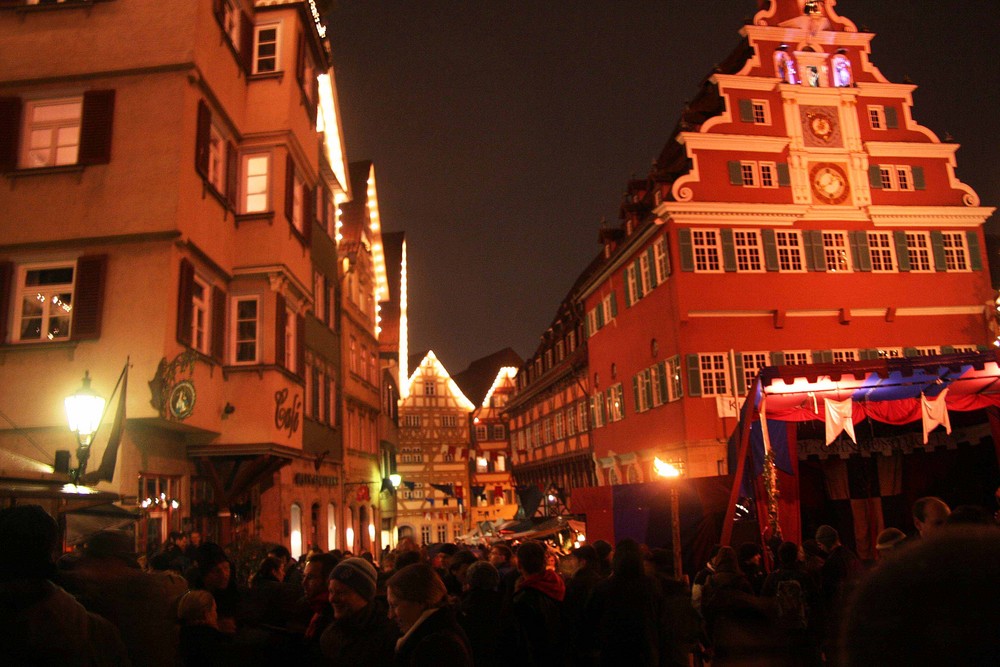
[800, 106, 842, 147]
[810, 162, 851, 205]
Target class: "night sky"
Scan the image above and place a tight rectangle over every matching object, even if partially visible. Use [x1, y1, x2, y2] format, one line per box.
[325, 1, 999, 374]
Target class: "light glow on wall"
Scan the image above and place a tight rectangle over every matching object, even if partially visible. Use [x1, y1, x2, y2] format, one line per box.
[316, 73, 349, 198]
[345, 526, 355, 551]
[399, 240, 410, 397]
[482, 367, 518, 408]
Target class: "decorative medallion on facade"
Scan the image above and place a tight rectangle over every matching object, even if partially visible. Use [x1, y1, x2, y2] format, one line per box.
[800, 106, 841, 148]
[148, 350, 199, 421]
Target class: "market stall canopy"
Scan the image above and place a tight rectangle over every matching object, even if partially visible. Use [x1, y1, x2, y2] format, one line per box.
[65, 503, 140, 546]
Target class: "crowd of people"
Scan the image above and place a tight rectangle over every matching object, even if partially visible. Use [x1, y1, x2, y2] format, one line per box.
[1, 495, 997, 666]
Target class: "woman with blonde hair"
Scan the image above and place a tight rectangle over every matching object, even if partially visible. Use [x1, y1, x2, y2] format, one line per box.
[386, 563, 473, 666]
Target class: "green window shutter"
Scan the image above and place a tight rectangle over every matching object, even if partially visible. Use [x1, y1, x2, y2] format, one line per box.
[967, 231, 983, 271]
[634, 259, 644, 298]
[859, 348, 879, 360]
[941, 345, 955, 355]
[777, 163, 791, 187]
[912, 166, 926, 190]
[977, 345, 990, 352]
[903, 347, 919, 358]
[610, 292, 618, 317]
[812, 350, 833, 363]
[869, 165, 883, 189]
[632, 376, 641, 413]
[885, 106, 898, 129]
[596, 304, 605, 328]
[584, 314, 592, 338]
[728, 161, 744, 186]
[686, 354, 702, 397]
[733, 353, 746, 396]
[721, 228, 737, 272]
[894, 230, 911, 272]
[805, 230, 826, 271]
[679, 228, 695, 272]
[850, 231, 872, 272]
[623, 268, 634, 307]
[770, 351, 785, 366]
[738, 98, 754, 122]
[761, 228, 779, 271]
[647, 247, 658, 287]
[930, 231, 947, 271]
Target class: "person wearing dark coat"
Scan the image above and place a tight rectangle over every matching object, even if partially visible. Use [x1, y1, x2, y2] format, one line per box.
[320, 557, 398, 666]
[177, 589, 237, 667]
[562, 545, 603, 667]
[509, 540, 565, 667]
[458, 561, 504, 667]
[387, 563, 473, 667]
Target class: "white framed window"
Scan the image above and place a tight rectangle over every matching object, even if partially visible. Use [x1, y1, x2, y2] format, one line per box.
[759, 162, 778, 188]
[475, 425, 488, 441]
[941, 232, 970, 271]
[553, 413, 564, 439]
[542, 418, 552, 443]
[437, 524, 447, 543]
[666, 356, 683, 402]
[952, 345, 978, 353]
[636, 370, 651, 412]
[590, 394, 606, 428]
[878, 165, 914, 191]
[740, 161, 757, 187]
[823, 231, 852, 272]
[653, 236, 670, 282]
[476, 456, 488, 473]
[692, 229, 722, 272]
[191, 274, 210, 354]
[601, 294, 614, 323]
[22, 97, 82, 168]
[220, 0, 240, 45]
[495, 454, 506, 472]
[878, 348, 904, 359]
[624, 264, 638, 304]
[207, 124, 227, 194]
[867, 231, 897, 272]
[752, 100, 770, 125]
[895, 166, 913, 191]
[492, 424, 505, 440]
[232, 296, 259, 363]
[905, 232, 933, 272]
[832, 349, 858, 363]
[868, 105, 886, 130]
[424, 381, 436, 396]
[242, 153, 270, 213]
[606, 384, 624, 422]
[783, 350, 812, 365]
[586, 308, 598, 337]
[253, 24, 280, 74]
[741, 352, 769, 393]
[328, 375, 336, 426]
[639, 254, 652, 294]
[13, 263, 75, 342]
[420, 525, 431, 545]
[775, 231, 805, 272]
[734, 230, 764, 272]
[651, 365, 665, 407]
[565, 407, 577, 436]
[442, 415, 458, 428]
[698, 353, 729, 397]
[283, 306, 296, 371]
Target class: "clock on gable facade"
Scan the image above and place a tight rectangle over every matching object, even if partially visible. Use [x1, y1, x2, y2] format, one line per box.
[800, 105, 842, 148]
[809, 162, 851, 205]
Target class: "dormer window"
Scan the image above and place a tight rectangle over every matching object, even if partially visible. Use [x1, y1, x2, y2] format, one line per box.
[831, 52, 852, 87]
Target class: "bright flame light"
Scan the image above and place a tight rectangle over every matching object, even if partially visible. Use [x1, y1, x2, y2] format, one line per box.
[346, 526, 355, 551]
[368, 523, 376, 543]
[654, 457, 681, 478]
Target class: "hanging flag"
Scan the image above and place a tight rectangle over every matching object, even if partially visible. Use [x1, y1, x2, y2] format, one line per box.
[825, 397, 856, 446]
[921, 388, 951, 443]
[431, 483, 455, 496]
[81, 362, 128, 486]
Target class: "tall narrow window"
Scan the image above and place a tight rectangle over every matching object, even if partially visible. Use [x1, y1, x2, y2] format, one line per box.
[243, 153, 270, 213]
[698, 354, 729, 397]
[867, 232, 896, 272]
[207, 125, 227, 194]
[191, 275, 210, 354]
[253, 25, 279, 74]
[283, 306, 296, 371]
[759, 162, 777, 188]
[692, 229, 722, 272]
[823, 232, 852, 272]
[233, 297, 259, 363]
[734, 230, 764, 272]
[775, 231, 805, 272]
[740, 352, 769, 393]
[941, 232, 970, 271]
[653, 236, 670, 282]
[905, 232, 933, 272]
[868, 105, 886, 130]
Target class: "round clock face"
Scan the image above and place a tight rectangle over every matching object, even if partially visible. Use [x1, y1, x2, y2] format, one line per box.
[169, 380, 196, 420]
[810, 163, 850, 205]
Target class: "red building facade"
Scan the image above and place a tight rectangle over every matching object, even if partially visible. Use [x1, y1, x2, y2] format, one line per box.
[577, 0, 995, 483]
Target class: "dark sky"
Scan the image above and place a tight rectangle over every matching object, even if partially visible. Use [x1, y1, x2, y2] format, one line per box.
[325, 1, 999, 374]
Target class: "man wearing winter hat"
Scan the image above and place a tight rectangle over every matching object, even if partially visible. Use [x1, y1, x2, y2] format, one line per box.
[320, 557, 398, 666]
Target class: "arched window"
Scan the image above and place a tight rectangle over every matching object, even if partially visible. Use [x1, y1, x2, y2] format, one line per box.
[832, 53, 852, 87]
[290, 503, 303, 560]
[345, 507, 356, 551]
[327, 502, 337, 551]
[774, 50, 798, 84]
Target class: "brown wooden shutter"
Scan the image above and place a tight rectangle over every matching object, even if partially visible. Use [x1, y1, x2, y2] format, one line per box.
[320, 187, 329, 229]
[0, 97, 22, 172]
[212, 0, 224, 26]
[296, 313, 305, 376]
[302, 185, 314, 245]
[225, 141, 238, 207]
[0, 262, 12, 344]
[177, 258, 195, 347]
[78, 90, 115, 166]
[295, 32, 306, 85]
[211, 285, 226, 363]
[275, 293, 287, 368]
[195, 99, 211, 179]
[284, 154, 295, 225]
[70, 255, 107, 341]
[240, 11, 254, 74]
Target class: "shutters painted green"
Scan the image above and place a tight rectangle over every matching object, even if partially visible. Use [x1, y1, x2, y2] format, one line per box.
[941, 345, 955, 354]
[610, 292, 618, 317]
[686, 354, 702, 397]
[679, 228, 694, 272]
[596, 303, 605, 328]
[869, 164, 883, 189]
[967, 231, 983, 271]
[850, 231, 872, 272]
[893, 230, 911, 271]
[633, 376, 641, 413]
[885, 106, 898, 129]
[930, 231, 947, 271]
[859, 349, 880, 360]
[903, 347, 919, 358]
[777, 163, 791, 187]
[770, 351, 785, 365]
[657, 361, 669, 400]
[912, 166, 926, 190]
[804, 230, 826, 271]
[633, 259, 644, 298]
[733, 353, 746, 395]
[623, 267, 634, 307]
[728, 161, 744, 186]
[812, 350, 833, 363]
[721, 228, 737, 272]
[647, 247, 658, 288]
[761, 228, 779, 271]
[644, 370, 654, 407]
[738, 98, 754, 122]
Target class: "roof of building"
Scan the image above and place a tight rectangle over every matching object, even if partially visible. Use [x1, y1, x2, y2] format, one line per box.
[453, 348, 524, 407]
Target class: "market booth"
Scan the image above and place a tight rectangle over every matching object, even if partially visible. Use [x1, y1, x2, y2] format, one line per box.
[723, 351, 1000, 559]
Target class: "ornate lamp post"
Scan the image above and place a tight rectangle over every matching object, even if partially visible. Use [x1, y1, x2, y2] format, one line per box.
[64, 370, 106, 483]
[654, 457, 684, 580]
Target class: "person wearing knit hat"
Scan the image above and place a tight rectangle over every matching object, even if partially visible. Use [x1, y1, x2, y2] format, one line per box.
[321, 557, 398, 666]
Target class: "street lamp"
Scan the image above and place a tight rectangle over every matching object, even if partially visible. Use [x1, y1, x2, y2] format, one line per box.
[64, 370, 106, 483]
[654, 457, 684, 580]
[389, 473, 401, 489]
